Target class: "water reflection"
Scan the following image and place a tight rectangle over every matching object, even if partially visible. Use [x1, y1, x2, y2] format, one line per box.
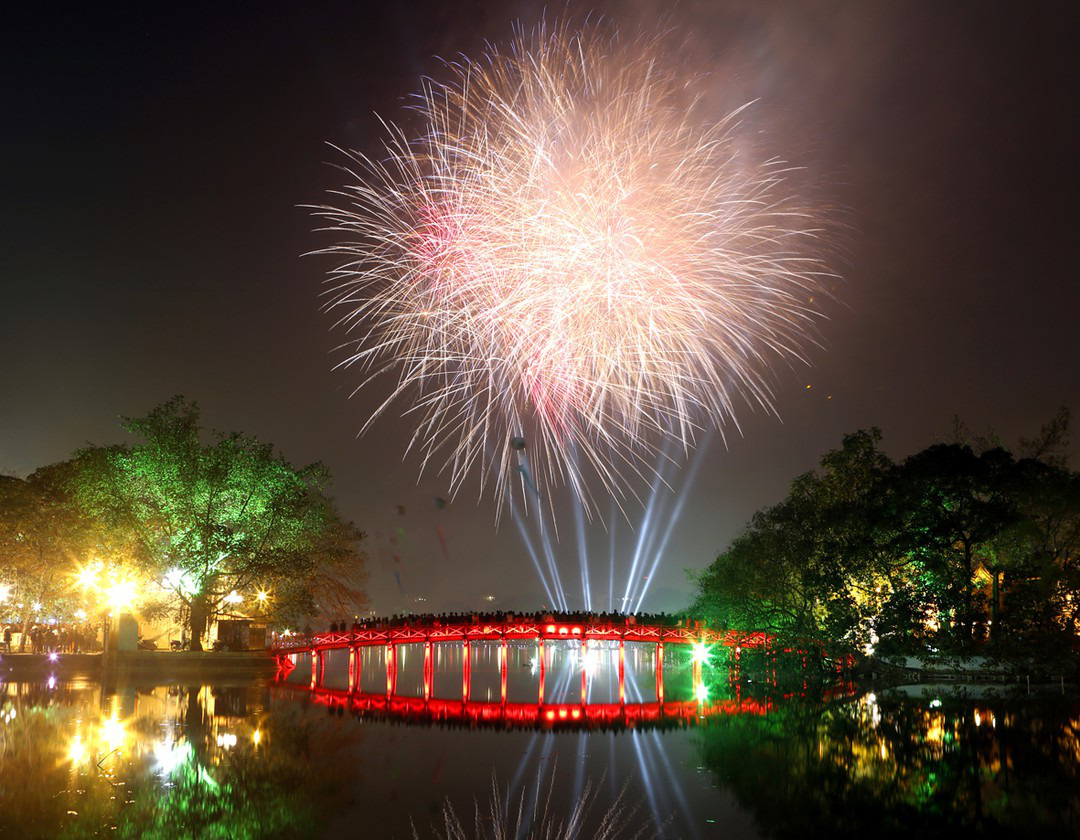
[2, 668, 1077, 839]
[0, 678, 355, 838]
[693, 685, 1080, 838]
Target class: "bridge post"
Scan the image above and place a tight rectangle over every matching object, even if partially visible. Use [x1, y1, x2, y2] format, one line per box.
[500, 637, 508, 703]
[386, 642, 396, 697]
[348, 646, 357, 692]
[618, 639, 625, 704]
[655, 642, 664, 703]
[462, 639, 471, 701]
[310, 647, 319, 689]
[423, 640, 432, 700]
[537, 638, 545, 704]
[580, 639, 587, 701]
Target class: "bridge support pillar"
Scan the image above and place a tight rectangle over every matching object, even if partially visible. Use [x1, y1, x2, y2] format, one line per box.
[500, 638, 508, 703]
[580, 639, 587, 701]
[537, 638, 545, 704]
[618, 640, 625, 704]
[655, 642, 664, 703]
[423, 641, 432, 700]
[348, 645, 361, 692]
[386, 642, 397, 696]
[462, 640, 471, 701]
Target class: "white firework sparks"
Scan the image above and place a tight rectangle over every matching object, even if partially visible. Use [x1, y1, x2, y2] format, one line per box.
[312, 23, 835, 516]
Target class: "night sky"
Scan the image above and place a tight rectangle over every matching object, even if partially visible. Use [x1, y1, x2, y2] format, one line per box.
[2, 2, 1075, 615]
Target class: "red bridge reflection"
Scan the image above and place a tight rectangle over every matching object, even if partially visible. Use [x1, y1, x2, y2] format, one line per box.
[273, 682, 775, 731]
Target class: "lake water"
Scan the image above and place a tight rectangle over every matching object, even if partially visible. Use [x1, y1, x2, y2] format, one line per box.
[1, 642, 1078, 838]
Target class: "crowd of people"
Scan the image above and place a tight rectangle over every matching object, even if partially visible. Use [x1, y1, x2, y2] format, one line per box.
[1, 622, 98, 654]
[321, 610, 704, 634]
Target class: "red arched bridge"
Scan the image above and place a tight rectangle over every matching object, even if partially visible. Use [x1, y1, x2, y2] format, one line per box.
[271, 613, 769, 706]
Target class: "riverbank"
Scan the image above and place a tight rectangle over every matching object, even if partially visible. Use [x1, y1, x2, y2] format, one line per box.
[0, 650, 278, 678]
[867, 652, 1078, 684]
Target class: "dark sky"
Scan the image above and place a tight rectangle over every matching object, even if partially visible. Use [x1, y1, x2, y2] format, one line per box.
[2, 1, 1076, 615]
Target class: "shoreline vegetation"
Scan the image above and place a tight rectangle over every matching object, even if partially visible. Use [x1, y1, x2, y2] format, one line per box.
[689, 413, 1080, 678]
[0, 396, 369, 658]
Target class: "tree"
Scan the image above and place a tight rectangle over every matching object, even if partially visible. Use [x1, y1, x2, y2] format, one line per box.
[888, 445, 1017, 649]
[690, 430, 895, 658]
[690, 416, 1079, 661]
[77, 397, 367, 650]
[989, 457, 1080, 652]
[0, 462, 96, 649]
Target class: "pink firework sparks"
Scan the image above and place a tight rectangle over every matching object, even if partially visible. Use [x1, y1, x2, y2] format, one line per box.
[313, 22, 836, 517]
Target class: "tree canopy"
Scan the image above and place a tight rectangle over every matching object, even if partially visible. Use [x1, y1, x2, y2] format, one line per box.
[690, 412, 1080, 661]
[1, 397, 368, 650]
[74, 396, 368, 648]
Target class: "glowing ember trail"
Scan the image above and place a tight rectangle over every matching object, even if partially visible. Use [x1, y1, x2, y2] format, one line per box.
[313, 22, 835, 516]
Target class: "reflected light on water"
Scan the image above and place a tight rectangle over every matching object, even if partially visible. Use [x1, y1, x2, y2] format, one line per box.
[101, 715, 126, 751]
[67, 734, 87, 764]
[152, 737, 191, 778]
[1, 650, 1078, 839]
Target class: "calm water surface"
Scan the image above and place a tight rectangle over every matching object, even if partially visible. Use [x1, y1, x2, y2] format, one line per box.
[1, 643, 1078, 838]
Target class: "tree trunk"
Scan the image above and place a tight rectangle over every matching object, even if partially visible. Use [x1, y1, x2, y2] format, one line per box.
[962, 543, 975, 649]
[990, 570, 1000, 643]
[19, 611, 30, 652]
[189, 592, 210, 651]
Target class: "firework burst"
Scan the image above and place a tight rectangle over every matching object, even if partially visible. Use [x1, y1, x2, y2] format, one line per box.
[313, 23, 835, 517]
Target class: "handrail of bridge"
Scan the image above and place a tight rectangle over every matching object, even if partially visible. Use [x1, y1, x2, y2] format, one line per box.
[269, 614, 768, 653]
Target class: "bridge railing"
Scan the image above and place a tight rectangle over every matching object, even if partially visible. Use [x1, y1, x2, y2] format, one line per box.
[269, 623, 770, 656]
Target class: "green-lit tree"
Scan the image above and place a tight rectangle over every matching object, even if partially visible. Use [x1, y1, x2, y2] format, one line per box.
[76, 397, 367, 649]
